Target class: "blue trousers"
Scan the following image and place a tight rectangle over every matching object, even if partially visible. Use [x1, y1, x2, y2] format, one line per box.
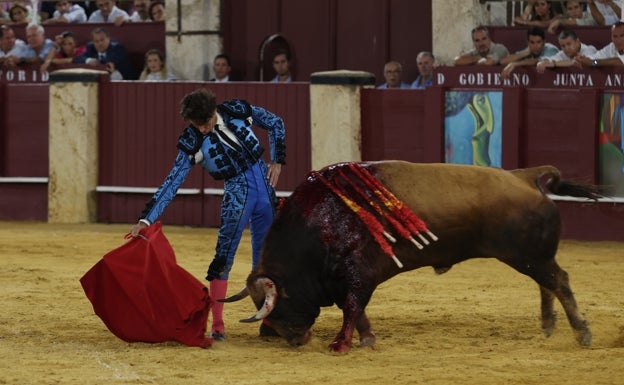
[213, 161, 275, 279]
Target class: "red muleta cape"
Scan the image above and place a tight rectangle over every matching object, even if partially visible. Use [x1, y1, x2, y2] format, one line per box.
[80, 222, 212, 348]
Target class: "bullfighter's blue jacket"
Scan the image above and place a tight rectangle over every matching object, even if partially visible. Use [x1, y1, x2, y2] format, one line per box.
[140, 99, 286, 225]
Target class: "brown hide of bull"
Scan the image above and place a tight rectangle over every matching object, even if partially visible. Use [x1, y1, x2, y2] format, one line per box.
[243, 161, 594, 353]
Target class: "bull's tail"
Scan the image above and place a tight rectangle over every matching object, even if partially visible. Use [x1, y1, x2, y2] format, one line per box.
[511, 165, 603, 200]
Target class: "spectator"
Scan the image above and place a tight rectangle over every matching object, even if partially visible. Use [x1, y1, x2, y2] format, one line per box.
[515, 0, 560, 28]
[0, 25, 27, 66]
[43, 1, 87, 24]
[148, 0, 165, 21]
[270, 50, 292, 82]
[377, 60, 410, 89]
[39, 2, 56, 21]
[129, 88, 286, 342]
[536, 29, 597, 73]
[139, 48, 175, 80]
[129, 0, 152, 22]
[210, 54, 232, 82]
[548, 1, 598, 34]
[411, 51, 435, 89]
[588, 0, 621, 26]
[501, 26, 559, 78]
[73, 27, 133, 80]
[8, 2, 31, 25]
[40, 31, 86, 73]
[12, 23, 55, 65]
[575, 21, 624, 67]
[88, 0, 130, 25]
[454, 25, 509, 66]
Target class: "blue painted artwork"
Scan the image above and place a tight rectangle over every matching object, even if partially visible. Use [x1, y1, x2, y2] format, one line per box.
[444, 91, 502, 167]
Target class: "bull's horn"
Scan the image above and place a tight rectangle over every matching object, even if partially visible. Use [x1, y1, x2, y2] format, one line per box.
[239, 277, 277, 323]
[218, 287, 249, 302]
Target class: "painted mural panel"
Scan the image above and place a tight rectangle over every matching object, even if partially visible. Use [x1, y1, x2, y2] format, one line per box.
[599, 93, 624, 197]
[444, 91, 502, 167]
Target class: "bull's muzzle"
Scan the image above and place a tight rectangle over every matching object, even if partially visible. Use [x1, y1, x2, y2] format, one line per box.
[288, 329, 312, 346]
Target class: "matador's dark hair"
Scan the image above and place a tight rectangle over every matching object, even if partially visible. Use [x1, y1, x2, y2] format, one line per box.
[179, 88, 217, 125]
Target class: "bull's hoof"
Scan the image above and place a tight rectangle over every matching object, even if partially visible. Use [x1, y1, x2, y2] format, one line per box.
[329, 340, 352, 354]
[359, 331, 376, 347]
[541, 312, 557, 337]
[576, 329, 592, 347]
[541, 322, 555, 338]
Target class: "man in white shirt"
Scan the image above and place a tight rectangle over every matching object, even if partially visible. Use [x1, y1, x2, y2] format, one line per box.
[576, 21, 624, 67]
[88, 0, 130, 25]
[536, 29, 597, 72]
[13, 24, 56, 66]
[210, 54, 232, 82]
[43, 1, 87, 24]
[0, 25, 27, 66]
[129, 0, 152, 22]
[548, 1, 598, 34]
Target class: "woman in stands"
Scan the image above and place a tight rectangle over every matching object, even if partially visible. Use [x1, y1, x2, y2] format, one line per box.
[138, 48, 175, 81]
[514, 0, 561, 28]
[148, 0, 165, 21]
[40, 31, 86, 73]
[8, 2, 31, 24]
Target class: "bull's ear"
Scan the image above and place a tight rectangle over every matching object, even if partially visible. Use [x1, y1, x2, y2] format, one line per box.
[279, 287, 289, 299]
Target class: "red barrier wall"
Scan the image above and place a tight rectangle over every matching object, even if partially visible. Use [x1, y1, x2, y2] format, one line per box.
[0, 82, 49, 221]
[1, 69, 622, 241]
[361, 88, 445, 163]
[0, 83, 49, 176]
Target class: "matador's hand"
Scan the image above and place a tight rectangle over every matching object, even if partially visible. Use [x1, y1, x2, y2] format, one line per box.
[267, 163, 282, 187]
[130, 221, 148, 238]
[206, 258, 227, 281]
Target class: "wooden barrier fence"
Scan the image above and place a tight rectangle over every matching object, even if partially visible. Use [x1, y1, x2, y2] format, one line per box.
[1, 67, 623, 241]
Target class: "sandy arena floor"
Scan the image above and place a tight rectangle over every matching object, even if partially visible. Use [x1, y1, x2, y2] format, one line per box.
[0, 221, 623, 385]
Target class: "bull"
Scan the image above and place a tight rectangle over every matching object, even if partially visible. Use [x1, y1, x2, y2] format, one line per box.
[222, 161, 600, 353]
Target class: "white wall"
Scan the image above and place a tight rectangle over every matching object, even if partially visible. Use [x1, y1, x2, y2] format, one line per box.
[431, 0, 488, 65]
[165, 0, 222, 80]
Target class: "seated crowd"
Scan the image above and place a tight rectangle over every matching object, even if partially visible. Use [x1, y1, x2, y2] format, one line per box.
[1, 0, 623, 85]
[452, 20, 624, 80]
[0, 0, 166, 26]
[379, 1, 624, 88]
[0, 0, 168, 80]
